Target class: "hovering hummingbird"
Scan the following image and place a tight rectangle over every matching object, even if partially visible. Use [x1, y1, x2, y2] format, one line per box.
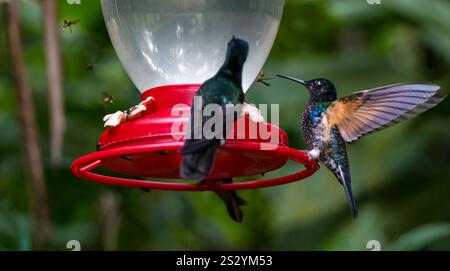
[277, 74, 446, 218]
[180, 37, 249, 222]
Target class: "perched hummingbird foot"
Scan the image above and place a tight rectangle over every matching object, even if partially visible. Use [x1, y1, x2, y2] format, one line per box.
[307, 148, 320, 161]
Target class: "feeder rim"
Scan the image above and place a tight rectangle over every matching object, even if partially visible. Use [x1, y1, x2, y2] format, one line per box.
[71, 141, 318, 191]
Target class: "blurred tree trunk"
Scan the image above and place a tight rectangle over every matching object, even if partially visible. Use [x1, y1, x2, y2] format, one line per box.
[42, 0, 64, 165]
[5, 0, 53, 249]
[97, 191, 122, 251]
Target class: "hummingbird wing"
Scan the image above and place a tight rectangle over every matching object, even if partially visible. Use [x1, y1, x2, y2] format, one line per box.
[180, 79, 243, 180]
[186, 79, 242, 142]
[325, 84, 446, 142]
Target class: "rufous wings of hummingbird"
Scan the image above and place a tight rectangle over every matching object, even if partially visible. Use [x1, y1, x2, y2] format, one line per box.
[277, 74, 447, 218]
[179, 37, 249, 222]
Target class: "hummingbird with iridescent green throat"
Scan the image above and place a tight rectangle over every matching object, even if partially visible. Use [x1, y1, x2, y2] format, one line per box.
[277, 74, 446, 218]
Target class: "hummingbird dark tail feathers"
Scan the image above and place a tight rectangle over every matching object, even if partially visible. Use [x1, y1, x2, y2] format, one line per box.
[213, 178, 246, 223]
[180, 139, 221, 180]
[337, 165, 358, 218]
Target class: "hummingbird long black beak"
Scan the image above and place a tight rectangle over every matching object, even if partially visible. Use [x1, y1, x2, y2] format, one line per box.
[276, 74, 307, 86]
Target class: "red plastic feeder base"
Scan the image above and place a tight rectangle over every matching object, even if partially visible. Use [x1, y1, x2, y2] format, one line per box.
[71, 84, 318, 191]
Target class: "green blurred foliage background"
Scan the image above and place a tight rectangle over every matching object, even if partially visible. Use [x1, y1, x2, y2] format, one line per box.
[0, 0, 449, 250]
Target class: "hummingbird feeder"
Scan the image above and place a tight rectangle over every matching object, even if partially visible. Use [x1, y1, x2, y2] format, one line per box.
[71, 0, 318, 191]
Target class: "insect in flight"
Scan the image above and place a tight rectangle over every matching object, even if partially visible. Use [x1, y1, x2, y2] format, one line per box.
[62, 19, 80, 33]
[85, 63, 96, 73]
[256, 70, 274, 86]
[101, 91, 113, 111]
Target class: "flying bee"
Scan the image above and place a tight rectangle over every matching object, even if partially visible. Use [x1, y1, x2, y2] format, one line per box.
[256, 70, 274, 87]
[62, 19, 80, 33]
[85, 63, 95, 73]
[101, 91, 113, 111]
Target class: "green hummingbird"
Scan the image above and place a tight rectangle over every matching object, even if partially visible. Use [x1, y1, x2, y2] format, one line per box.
[180, 37, 249, 222]
[277, 74, 446, 218]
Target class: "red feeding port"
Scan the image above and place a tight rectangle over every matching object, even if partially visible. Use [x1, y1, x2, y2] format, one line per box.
[71, 84, 318, 191]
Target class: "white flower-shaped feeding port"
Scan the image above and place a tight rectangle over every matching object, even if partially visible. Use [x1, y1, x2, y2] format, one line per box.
[103, 96, 155, 128]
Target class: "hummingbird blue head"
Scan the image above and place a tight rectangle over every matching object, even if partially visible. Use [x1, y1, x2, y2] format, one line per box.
[277, 75, 337, 103]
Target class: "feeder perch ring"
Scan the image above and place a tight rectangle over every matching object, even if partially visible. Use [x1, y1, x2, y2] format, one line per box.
[71, 141, 318, 191]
